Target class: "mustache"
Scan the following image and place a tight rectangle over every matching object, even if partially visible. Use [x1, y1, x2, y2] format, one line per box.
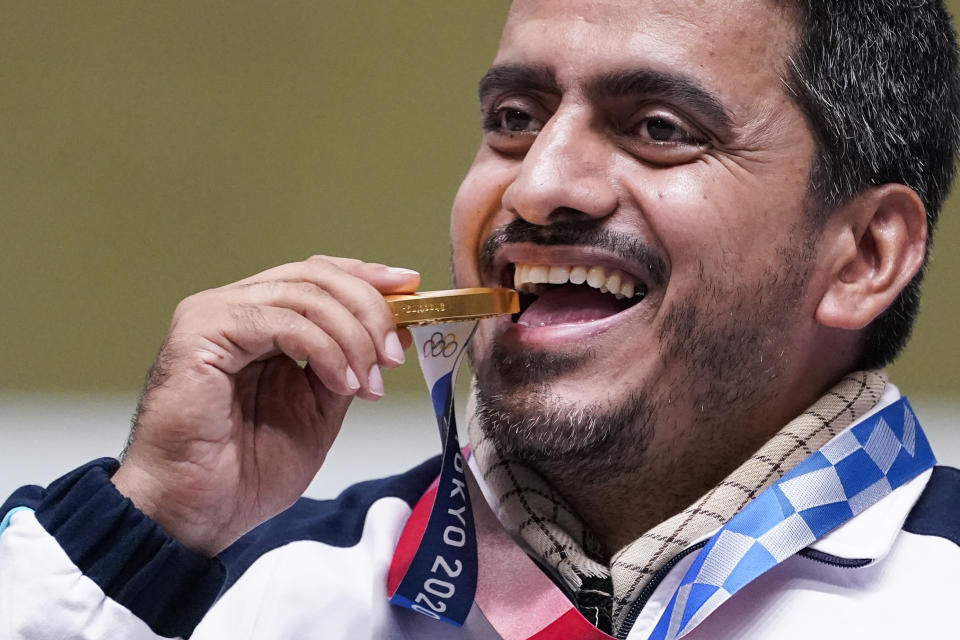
[478, 219, 668, 288]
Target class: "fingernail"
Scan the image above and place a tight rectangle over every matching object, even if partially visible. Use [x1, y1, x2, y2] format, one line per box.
[368, 365, 385, 398]
[384, 331, 405, 365]
[345, 366, 361, 391]
[386, 267, 419, 277]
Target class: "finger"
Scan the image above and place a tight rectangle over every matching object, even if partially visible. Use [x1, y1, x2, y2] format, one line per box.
[215, 280, 397, 399]
[227, 258, 413, 369]
[233, 255, 420, 295]
[177, 280, 389, 398]
[319, 256, 421, 294]
[191, 305, 362, 397]
[225, 281, 389, 394]
[295, 258, 414, 368]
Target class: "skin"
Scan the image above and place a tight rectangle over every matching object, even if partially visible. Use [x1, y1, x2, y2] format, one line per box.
[112, 257, 420, 555]
[114, 0, 927, 558]
[451, 0, 925, 552]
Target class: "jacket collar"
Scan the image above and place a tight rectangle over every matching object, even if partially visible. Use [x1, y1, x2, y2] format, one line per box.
[806, 382, 933, 561]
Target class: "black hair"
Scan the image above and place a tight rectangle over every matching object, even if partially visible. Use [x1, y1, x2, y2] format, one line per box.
[780, 0, 960, 369]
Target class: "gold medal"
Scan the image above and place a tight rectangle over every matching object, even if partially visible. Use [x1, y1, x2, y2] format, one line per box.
[385, 287, 519, 327]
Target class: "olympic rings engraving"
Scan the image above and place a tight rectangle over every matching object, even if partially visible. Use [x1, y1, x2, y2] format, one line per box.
[422, 332, 458, 358]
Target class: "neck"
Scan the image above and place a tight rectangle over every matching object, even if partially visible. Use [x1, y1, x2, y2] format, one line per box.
[530, 412, 775, 556]
[470, 357, 870, 559]
[528, 370, 848, 557]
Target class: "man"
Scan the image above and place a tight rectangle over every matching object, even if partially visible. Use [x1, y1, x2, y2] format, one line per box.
[2, 0, 958, 638]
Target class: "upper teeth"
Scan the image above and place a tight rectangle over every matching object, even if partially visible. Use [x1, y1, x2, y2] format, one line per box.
[513, 263, 645, 300]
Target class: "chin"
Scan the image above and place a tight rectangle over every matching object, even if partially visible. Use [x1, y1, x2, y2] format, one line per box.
[470, 338, 659, 471]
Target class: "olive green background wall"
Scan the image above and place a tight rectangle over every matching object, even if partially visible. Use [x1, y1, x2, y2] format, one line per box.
[1, 2, 957, 398]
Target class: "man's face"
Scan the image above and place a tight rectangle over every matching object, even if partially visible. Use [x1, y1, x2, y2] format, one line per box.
[452, 0, 822, 469]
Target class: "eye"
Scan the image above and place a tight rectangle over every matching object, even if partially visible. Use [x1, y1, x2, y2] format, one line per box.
[482, 100, 547, 155]
[634, 115, 704, 145]
[486, 106, 543, 134]
[620, 109, 710, 165]
[497, 107, 543, 133]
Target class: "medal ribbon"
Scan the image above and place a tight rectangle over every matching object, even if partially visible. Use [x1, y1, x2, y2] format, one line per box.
[386, 333, 934, 638]
[387, 321, 479, 626]
[646, 396, 935, 640]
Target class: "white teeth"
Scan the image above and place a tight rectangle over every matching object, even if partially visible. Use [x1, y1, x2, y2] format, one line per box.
[605, 272, 621, 298]
[570, 265, 588, 285]
[548, 266, 570, 284]
[586, 266, 606, 289]
[528, 265, 549, 284]
[511, 263, 645, 299]
[513, 265, 526, 290]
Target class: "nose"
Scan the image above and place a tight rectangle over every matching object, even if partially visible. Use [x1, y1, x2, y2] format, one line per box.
[501, 106, 618, 226]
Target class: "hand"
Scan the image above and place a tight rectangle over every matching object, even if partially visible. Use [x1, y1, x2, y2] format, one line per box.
[111, 256, 419, 556]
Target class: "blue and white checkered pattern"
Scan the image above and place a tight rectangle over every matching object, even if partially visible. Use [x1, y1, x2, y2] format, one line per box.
[649, 397, 935, 640]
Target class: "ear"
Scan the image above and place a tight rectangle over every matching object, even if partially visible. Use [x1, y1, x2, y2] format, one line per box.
[815, 184, 927, 330]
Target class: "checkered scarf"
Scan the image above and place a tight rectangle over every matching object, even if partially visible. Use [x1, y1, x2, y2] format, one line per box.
[466, 370, 887, 634]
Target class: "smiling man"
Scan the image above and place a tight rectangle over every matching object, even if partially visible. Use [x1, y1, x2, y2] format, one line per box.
[2, 1, 959, 639]
[460, 0, 829, 542]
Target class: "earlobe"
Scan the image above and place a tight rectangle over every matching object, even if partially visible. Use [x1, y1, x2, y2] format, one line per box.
[815, 185, 927, 330]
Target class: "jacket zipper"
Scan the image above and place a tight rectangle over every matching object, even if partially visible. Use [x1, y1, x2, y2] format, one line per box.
[615, 544, 871, 638]
[616, 541, 708, 640]
[797, 548, 873, 568]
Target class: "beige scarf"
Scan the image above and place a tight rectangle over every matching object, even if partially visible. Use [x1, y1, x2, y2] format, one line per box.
[466, 370, 887, 634]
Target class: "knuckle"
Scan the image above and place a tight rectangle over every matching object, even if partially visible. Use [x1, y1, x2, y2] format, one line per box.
[297, 281, 328, 299]
[347, 327, 378, 360]
[172, 294, 200, 318]
[321, 255, 366, 274]
[172, 287, 221, 323]
[231, 303, 268, 331]
[237, 279, 277, 297]
[273, 306, 303, 330]
[305, 254, 333, 270]
[357, 295, 392, 326]
[306, 332, 342, 365]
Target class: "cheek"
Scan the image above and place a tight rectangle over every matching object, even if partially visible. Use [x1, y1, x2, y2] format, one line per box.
[626, 169, 736, 266]
[630, 166, 805, 275]
[450, 151, 517, 285]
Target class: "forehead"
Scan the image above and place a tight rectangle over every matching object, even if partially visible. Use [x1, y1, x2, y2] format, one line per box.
[498, 0, 798, 116]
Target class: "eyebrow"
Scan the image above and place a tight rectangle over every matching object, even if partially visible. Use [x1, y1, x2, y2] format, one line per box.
[477, 64, 561, 102]
[588, 69, 734, 137]
[477, 64, 734, 139]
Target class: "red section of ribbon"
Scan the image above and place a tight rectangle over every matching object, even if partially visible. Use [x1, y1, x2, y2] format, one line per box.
[387, 480, 438, 596]
[528, 609, 615, 640]
[389, 448, 616, 639]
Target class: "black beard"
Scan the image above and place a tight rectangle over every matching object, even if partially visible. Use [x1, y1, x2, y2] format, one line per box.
[469, 223, 817, 479]
[476, 343, 659, 469]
